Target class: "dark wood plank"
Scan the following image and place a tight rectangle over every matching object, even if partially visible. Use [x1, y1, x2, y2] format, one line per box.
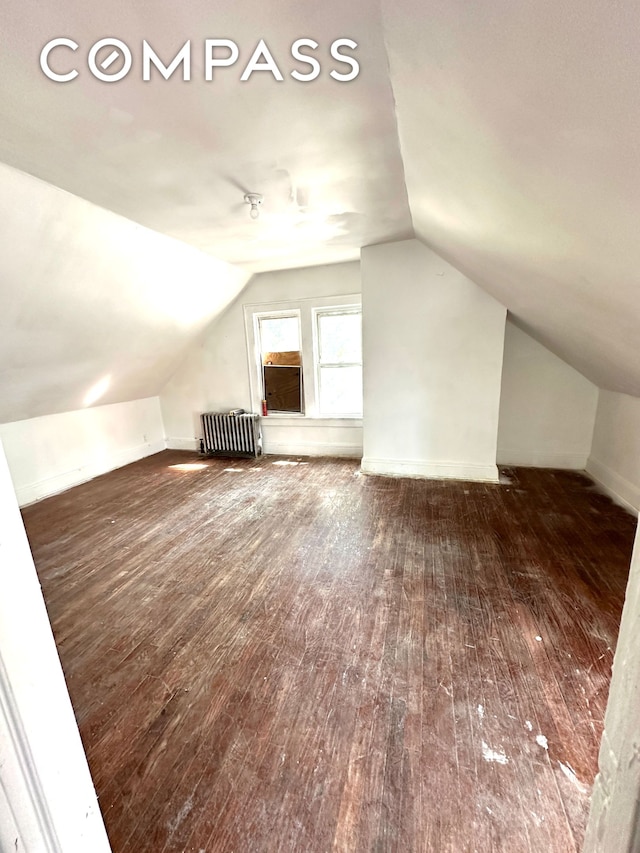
[21, 453, 636, 852]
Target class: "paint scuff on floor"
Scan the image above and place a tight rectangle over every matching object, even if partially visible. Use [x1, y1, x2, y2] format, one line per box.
[482, 741, 509, 765]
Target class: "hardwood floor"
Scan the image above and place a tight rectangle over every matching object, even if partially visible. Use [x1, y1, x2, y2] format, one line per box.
[21, 451, 636, 852]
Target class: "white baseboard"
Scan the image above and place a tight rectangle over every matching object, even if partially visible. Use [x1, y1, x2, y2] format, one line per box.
[361, 457, 499, 483]
[166, 436, 362, 459]
[264, 441, 362, 458]
[166, 437, 200, 451]
[586, 456, 639, 516]
[16, 440, 166, 507]
[497, 449, 589, 470]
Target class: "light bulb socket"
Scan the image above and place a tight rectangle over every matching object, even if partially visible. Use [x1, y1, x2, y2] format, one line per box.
[244, 192, 263, 220]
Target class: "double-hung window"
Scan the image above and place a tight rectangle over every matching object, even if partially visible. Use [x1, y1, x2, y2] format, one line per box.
[314, 308, 362, 417]
[258, 313, 303, 414]
[245, 295, 362, 419]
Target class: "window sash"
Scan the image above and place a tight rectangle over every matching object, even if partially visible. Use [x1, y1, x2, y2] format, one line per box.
[255, 311, 303, 413]
[315, 307, 362, 417]
[316, 308, 362, 368]
[317, 364, 363, 417]
[258, 313, 301, 357]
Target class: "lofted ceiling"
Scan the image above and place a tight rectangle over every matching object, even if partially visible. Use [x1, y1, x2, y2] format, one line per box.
[1, 0, 640, 399]
[382, 0, 640, 395]
[0, 162, 249, 424]
[1, 0, 413, 272]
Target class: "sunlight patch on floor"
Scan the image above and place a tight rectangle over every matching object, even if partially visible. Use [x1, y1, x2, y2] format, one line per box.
[169, 463, 208, 472]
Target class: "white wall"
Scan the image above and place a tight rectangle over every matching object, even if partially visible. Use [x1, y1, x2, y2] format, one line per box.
[587, 391, 640, 514]
[0, 438, 111, 853]
[584, 520, 640, 852]
[497, 320, 598, 469]
[160, 262, 363, 457]
[361, 239, 506, 482]
[1, 397, 165, 506]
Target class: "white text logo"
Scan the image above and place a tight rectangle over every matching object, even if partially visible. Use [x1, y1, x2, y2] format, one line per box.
[39, 38, 360, 83]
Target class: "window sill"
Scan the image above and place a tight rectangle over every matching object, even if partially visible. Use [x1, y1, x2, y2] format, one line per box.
[260, 415, 362, 428]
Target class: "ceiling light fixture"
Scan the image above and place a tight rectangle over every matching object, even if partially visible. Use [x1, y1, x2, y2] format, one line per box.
[244, 192, 263, 220]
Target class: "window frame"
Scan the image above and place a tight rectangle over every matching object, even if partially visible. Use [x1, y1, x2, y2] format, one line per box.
[243, 294, 362, 421]
[313, 305, 363, 418]
[255, 310, 304, 414]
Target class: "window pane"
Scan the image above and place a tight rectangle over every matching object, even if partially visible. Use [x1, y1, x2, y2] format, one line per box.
[318, 312, 361, 364]
[319, 366, 363, 415]
[259, 316, 299, 354]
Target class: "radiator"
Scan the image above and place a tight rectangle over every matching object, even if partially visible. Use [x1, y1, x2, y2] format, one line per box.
[200, 412, 262, 458]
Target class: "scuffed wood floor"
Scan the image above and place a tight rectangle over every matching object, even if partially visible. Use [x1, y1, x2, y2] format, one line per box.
[22, 452, 636, 852]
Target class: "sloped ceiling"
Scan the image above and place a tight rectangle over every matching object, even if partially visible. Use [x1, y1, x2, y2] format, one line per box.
[0, 163, 249, 424]
[1, 0, 412, 271]
[381, 0, 640, 395]
[1, 0, 639, 407]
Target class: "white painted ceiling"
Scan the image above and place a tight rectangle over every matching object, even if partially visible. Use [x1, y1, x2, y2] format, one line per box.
[1, 0, 640, 396]
[382, 0, 640, 395]
[0, 163, 249, 423]
[1, 0, 412, 272]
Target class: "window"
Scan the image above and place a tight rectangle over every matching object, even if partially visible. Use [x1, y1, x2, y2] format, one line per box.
[315, 308, 362, 416]
[245, 295, 362, 420]
[258, 314, 303, 413]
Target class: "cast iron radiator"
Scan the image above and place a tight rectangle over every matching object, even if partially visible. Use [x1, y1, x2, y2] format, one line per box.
[200, 412, 262, 458]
